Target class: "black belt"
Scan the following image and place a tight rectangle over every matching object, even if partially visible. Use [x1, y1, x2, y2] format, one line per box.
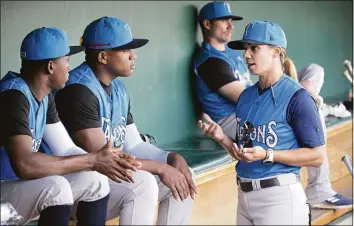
[237, 176, 281, 192]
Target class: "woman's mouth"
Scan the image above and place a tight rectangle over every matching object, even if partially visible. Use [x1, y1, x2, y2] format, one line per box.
[247, 63, 256, 69]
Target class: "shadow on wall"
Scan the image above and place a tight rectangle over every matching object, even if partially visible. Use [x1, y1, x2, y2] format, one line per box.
[187, 4, 203, 124]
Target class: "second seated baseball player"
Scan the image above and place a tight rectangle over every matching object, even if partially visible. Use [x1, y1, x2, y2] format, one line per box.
[54, 16, 196, 225]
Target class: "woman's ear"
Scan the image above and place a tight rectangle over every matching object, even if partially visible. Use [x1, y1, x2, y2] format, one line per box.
[273, 47, 281, 58]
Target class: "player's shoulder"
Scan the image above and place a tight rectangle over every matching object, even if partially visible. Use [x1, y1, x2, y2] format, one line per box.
[291, 88, 314, 103]
[199, 57, 232, 70]
[56, 84, 96, 103]
[0, 89, 28, 105]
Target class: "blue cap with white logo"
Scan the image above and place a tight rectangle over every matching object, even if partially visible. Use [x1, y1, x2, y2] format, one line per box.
[20, 27, 83, 60]
[199, 1, 242, 22]
[82, 16, 149, 50]
[228, 21, 287, 50]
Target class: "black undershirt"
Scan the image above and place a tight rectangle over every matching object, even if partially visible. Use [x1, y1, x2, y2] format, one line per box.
[55, 83, 134, 135]
[196, 57, 237, 91]
[0, 90, 59, 146]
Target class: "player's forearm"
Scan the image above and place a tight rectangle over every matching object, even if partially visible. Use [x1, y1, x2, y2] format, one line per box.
[135, 158, 166, 175]
[273, 145, 325, 167]
[124, 142, 170, 163]
[218, 136, 237, 158]
[14, 152, 95, 179]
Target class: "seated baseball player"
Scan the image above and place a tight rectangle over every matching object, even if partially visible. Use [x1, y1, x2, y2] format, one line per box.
[0, 27, 141, 225]
[54, 16, 196, 225]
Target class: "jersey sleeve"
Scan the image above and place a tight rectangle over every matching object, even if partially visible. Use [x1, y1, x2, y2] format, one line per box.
[196, 57, 237, 91]
[0, 90, 32, 145]
[286, 89, 325, 148]
[46, 93, 60, 124]
[54, 84, 101, 134]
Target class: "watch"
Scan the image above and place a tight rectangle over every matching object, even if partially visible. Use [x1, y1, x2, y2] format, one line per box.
[263, 149, 274, 165]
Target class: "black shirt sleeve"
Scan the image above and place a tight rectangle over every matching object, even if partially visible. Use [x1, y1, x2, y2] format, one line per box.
[46, 93, 60, 124]
[196, 57, 237, 92]
[55, 84, 101, 134]
[0, 90, 32, 145]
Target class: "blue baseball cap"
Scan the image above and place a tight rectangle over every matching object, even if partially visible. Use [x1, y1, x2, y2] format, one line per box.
[199, 1, 242, 22]
[228, 21, 287, 50]
[81, 16, 148, 50]
[20, 27, 83, 60]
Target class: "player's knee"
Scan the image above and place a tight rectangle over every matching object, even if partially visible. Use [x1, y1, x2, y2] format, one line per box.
[131, 170, 159, 202]
[38, 175, 74, 211]
[71, 171, 110, 202]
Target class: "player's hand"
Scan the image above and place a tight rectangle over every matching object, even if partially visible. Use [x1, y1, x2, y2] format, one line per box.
[158, 164, 190, 201]
[113, 149, 141, 167]
[92, 138, 142, 183]
[236, 146, 267, 163]
[230, 143, 247, 161]
[198, 113, 225, 142]
[168, 153, 197, 200]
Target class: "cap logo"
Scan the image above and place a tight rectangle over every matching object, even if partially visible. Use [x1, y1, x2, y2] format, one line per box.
[124, 24, 132, 38]
[244, 22, 255, 37]
[224, 3, 231, 13]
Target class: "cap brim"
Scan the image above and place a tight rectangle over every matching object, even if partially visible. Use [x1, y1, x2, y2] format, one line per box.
[218, 15, 243, 21]
[67, 46, 84, 56]
[201, 15, 243, 22]
[111, 39, 149, 50]
[227, 40, 267, 50]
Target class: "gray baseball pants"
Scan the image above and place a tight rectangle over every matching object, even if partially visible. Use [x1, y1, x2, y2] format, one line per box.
[105, 169, 195, 225]
[219, 112, 335, 205]
[0, 171, 110, 225]
[236, 174, 310, 225]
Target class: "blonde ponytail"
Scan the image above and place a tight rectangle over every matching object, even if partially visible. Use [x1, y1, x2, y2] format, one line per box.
[278, 48, 298, 82]
[283, 55, 298, 82]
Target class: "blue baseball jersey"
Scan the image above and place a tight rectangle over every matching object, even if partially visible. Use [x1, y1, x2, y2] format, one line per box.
[193, 42, 248, 122]
[235, 75, 303, 179]
[0, 72, 48, 180]
[66, 62, 129, 147]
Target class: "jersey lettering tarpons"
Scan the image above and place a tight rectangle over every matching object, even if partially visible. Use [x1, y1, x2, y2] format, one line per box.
[235, 117, 278, 148]
[102, 116, 127, 147]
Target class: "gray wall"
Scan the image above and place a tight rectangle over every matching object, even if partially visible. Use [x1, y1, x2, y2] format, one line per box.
[1, 1, 352, 144]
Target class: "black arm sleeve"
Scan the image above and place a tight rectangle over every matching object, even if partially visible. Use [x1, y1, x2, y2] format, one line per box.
[0, 90, 32, 145]
[196, 57, 237, 91]
[46, 93, 60, 124]
[55, 84, 101, 134]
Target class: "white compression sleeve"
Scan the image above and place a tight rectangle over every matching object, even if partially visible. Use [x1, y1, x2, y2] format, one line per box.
[124, 123, 170, 163]
[124, 123, 143, 150]
[43, 122, 87, 156]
